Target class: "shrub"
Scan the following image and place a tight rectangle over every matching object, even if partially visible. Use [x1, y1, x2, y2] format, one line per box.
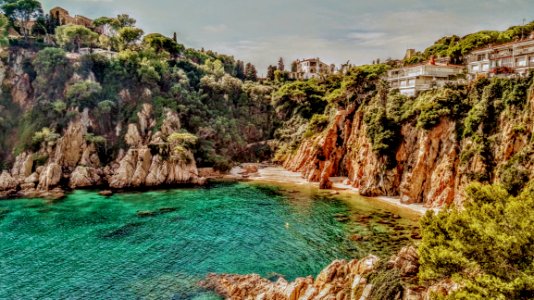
[32, 127, 60, 146]
[65, 81, 102, 109]
[364, 106, 400, 166]
[304, 114, 329, 137]
[419, 181, 534, 299]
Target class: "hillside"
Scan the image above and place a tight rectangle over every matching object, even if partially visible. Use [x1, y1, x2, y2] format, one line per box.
[274, 65, 534, 207]
[0, 11, 275, 198]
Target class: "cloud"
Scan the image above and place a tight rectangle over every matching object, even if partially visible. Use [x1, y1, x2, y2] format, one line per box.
[41, 0, 533, 74]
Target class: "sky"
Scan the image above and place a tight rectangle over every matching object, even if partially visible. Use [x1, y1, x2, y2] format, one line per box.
[41, 0, 533, 75]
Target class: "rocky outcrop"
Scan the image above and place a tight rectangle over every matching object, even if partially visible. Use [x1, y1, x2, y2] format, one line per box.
[37, 162, 62, 190]
[201, 255, 379, 300]
[70, 166, 102, 188]
[0, 103, 204, 199]
[202, 247, 455, 300]
[284, 86, 534, 207]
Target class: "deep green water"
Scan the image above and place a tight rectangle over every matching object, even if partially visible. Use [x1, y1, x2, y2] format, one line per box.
[0, 182, 417, 299]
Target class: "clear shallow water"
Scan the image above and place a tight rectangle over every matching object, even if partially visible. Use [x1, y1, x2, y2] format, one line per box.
[0, 182, 417, 299]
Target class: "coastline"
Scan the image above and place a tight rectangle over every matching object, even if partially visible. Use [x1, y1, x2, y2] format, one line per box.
[234, 165, 432, 216]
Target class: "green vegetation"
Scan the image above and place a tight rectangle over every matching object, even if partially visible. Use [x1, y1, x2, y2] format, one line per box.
[1, 0, 42, 39]
[405, 20, 534, 64]
[419, 181, 534, 299]
[55, 25, 98, 52]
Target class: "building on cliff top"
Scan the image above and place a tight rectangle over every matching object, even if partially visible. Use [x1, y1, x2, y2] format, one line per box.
[386, 59, 465, 97]
[50, 6, 94, 28]
[290, 58, 334, 80]
[466, 31, 534, 80]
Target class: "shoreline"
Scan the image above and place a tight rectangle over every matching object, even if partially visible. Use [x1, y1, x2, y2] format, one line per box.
[2, 165, 435, 216]
[236, 166, 431, 215]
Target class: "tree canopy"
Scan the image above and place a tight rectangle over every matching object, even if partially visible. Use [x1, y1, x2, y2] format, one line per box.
[1, 0, 42, 38]
[55, 25, 98, 52]
[419, 181, 534, 299]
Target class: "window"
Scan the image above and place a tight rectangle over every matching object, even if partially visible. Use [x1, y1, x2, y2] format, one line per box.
[516, 58, 527, 67]
[408, 79, 416, 86]
[472, 65, 480, 72]
[400, 80, 407, 87]
[482, 64, 489, 71]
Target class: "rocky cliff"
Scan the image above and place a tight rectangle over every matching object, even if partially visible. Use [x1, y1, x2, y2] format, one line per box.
[0, 103, 203, 199]
[201, 246, 456, 300]
[283, 78, 534, 208]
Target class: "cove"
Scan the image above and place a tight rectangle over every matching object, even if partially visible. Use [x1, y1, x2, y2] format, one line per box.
[0, 182, 418, 299]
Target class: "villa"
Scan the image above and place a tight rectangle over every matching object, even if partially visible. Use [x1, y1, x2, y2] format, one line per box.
[466, 32, 534, 79]
[290, 58, 334, 80]
[386, 60, 465, 96]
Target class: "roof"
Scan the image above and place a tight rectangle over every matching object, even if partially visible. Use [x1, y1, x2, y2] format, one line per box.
[50, 7, 69, 13]
[297, 58, 327, 63]
[390, 62, 464, 71]
[470, 37, 534, 54]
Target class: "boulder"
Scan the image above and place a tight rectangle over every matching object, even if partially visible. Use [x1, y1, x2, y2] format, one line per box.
[0, 171, 17, 191]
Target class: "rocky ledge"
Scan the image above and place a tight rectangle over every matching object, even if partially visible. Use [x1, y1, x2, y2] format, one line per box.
[200, 246, 455, 300]
[0, 104, 206, 200]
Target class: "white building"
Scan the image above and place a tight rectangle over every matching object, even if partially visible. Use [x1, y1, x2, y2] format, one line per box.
[290, 58, 333, 80]
[467, 32, 534, 79]
[386, 63, 465, 97]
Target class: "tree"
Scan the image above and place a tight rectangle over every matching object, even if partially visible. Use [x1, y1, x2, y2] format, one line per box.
[117, 26, 144, 50]
[33, 47, 72, 100]
[234, 60, 245, 80]
[55, 25, 98, 52]
[278, 57, 285, 71]
[244, 62, 257, 81]
[419, 181, 534, 299]
[112, 14, 136, 29]
[0, 14, 9, 46]
[1, 0, 42, 39]
[142, 33, 184, 57]
[65, 80, 102, 109]
[266, 65, 276, 81]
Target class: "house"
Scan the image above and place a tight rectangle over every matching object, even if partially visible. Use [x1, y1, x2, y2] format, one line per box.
[386, 60, 465, 97]
[290, 58, 333, 80]
[466, 31, 534, 79]
[50, 7, 94, 28]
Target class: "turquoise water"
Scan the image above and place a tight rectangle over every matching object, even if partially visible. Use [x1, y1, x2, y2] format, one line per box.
[0, 182, 416, 299]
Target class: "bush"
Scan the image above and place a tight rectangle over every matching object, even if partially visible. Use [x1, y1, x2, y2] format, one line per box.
[65, 81, 102, 109]
[304, 114, 329, 137]
[33, 47, 72, 100]
[32, 127, 60, 146]
[364, 106, 400, 167]
[419, 181, 534, 299]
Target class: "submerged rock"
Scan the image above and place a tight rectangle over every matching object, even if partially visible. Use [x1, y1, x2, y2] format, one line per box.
[99, 190, 113, 197]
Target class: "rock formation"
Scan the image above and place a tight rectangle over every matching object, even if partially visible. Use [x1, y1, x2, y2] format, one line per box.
[201, 246, 456, 300]
[284, 87, 534, 207]
[0, 103, 204, 199]
[201, 255, 379, 300]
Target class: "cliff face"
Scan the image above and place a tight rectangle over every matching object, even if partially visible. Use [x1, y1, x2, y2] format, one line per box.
[284, 83, 534, 208]
[0, 103, 202, 199]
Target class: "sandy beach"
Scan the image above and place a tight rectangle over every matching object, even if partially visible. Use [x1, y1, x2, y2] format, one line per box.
[233, 166, 433, 215]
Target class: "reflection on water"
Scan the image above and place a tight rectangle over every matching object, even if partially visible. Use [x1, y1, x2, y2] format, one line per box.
[0, 182, 417, 299]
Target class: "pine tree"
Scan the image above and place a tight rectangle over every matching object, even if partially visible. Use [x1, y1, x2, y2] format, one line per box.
[244, 62, 257, 81]
[235, 60, 245, 80]
[266, 65, 276, 81]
